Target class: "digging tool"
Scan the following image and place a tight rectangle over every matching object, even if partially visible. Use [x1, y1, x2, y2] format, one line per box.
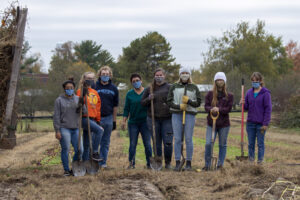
[72, 84, 86, 177]
[236, 78, 248, 161]
[208, 111, 219, 171]
[149, 85, 163, 171]
[178, 86, 187, 171]
[83, 93, 99, 174]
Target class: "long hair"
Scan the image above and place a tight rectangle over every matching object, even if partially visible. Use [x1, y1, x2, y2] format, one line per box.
[151, 68, 166, 91]
[250, 72, 264, 87]
[211, 81, 228, 107]
[79, 71, 95, 88]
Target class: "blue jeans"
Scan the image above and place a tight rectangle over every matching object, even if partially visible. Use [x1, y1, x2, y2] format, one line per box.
[172, 113, 195, 161]
[82, 117, 104, 161]
[147, 117, 173, 163]
[128, 121, 152, 166]
[99, 115, 113, 166]
[59, 128, 82, 172]
[204, 126, 230, 167]
[246, 122, 265, 162]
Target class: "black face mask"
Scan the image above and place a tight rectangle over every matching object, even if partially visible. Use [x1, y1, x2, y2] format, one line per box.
[84, 80, 95, 88]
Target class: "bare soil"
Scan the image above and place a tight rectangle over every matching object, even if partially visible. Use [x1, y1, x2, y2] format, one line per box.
[0, 119, 300, 200]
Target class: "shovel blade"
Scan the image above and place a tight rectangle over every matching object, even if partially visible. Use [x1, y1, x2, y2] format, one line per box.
[178, 158, 186, 171]
[208, 157, 218, 171]
[150, 156, 163, 171]
[72, 161, 86, 177]
[84, 160, 99, 175]
[236, 156, 249, 161]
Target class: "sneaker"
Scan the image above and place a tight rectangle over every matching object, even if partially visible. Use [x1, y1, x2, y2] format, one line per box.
[216, 165, 223, 170]
[127, 162, 135, 169]
[165, 163, 172, 169]
[202, 166, 208, 171]
[173, 160, 181, 171]
[184, 161, 192, 171]
[64, 170, 72, 176]
[92, 153, 103, 162]
[146, 164, 151, 170]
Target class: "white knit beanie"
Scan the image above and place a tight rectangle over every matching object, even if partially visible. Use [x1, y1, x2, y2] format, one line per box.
[179, 67, 191, 75]
[214, 72, 227, 83]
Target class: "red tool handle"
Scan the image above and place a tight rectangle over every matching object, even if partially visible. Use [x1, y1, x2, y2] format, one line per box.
[241, 78, 245, 143]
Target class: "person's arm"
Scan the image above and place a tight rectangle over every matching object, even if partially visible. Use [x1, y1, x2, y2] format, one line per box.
[141, 87, 151, 106]
[263, 92, 272, 126]
[112, 87, 119, 130]
[121, 93, 130, 130]
[204, 92, 213, 113]
[53, 98, 61, 140]
[167, 84, 180, 110]
[186, 85, 201, 107]
[244, 92, 249, 111]
[219, 94, 234, 115]
[96, 93, 101, 122]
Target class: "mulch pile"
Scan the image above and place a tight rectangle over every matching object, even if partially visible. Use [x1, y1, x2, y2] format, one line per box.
[0, 4, 18, 132]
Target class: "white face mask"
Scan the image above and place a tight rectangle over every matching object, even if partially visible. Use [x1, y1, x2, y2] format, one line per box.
[180, 74, 190, 82]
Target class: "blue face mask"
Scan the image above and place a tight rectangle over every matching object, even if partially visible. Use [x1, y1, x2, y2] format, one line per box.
[65, 89, 74, 96]
[252, 82, 260, 89]
[132, 81, 141, 89]
[101, 75, 110, 82]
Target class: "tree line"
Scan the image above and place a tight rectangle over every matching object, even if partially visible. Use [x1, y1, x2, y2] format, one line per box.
[18, 20, 300, 128]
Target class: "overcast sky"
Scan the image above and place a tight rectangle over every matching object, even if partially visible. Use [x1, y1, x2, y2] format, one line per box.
[1, 0, 300, 72]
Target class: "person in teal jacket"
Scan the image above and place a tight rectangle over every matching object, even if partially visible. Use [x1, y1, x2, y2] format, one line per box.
[121, 73, 152, 169]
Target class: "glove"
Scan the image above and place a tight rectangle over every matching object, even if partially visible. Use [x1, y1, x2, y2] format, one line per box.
[148, 94, 154, 101]
[96, 121, 101, 126]
[76, 105, 81, 113]
[180, 104, 187, 111]
[113, 121, 116, 130]
[182, 95, 189, 104]
[260, 126, 267, 134]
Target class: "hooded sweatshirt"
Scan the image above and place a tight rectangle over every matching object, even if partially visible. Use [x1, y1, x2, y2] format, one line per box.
[244, 87, 272, 126]
[53, 94, 80, 132]
[141, 82, 171, 120]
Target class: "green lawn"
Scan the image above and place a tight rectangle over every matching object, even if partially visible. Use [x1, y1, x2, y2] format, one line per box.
[17, 119, 54, 133]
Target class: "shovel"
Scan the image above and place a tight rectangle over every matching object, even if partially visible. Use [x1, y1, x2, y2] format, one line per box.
[83, 94, 99, 174]
[149, 85, 163, 171]
[178, 85, 188, 171]
[236, 78, 248, 161]
[72, 85, 86, 177]
[208, 111, 219, 171]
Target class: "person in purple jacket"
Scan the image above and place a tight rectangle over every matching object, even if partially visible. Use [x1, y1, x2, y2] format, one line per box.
[203, 72, 234, 171]
[241, 72, 272, 164]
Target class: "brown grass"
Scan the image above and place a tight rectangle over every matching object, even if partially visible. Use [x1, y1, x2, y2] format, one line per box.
[0, 118, 300, 199]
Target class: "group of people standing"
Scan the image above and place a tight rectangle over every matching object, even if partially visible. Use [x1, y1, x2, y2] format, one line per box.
[53, 65, 272, 176]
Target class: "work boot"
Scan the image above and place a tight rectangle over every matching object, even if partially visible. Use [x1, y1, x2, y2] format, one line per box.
[173, 160, 181, 171]
[127, 162, 135, 169]
[184, 161, 192, 171]
[92, 153, 103, 162]
[202, 166, 208, 171]
[165, 162, 172, 170]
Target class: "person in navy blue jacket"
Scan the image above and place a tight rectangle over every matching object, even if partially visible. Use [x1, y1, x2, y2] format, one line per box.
[93, 66, 119, 169]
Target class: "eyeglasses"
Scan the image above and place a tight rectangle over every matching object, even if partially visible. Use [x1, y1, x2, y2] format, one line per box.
[132, 79, 140, 83]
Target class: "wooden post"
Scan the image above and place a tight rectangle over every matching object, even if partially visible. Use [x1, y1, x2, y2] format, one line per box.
[0, 8, 28, 149]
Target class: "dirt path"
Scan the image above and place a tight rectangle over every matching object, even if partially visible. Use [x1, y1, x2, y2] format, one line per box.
[0, 132, 56, 169]
[0, 123, 300, 199]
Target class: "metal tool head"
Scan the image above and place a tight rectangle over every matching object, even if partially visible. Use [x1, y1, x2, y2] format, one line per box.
[178, 158, 186, 172]
[236, 156, 249, 161]
[150, 156, 163, 171]
[84, 160, 99, 175]
[209, 157, 218, 171]
[72, 160, 86, 177]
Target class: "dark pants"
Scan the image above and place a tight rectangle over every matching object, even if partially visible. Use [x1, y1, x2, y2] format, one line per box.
[128, 121, 152, 166]
[147, 117, 173, 164]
